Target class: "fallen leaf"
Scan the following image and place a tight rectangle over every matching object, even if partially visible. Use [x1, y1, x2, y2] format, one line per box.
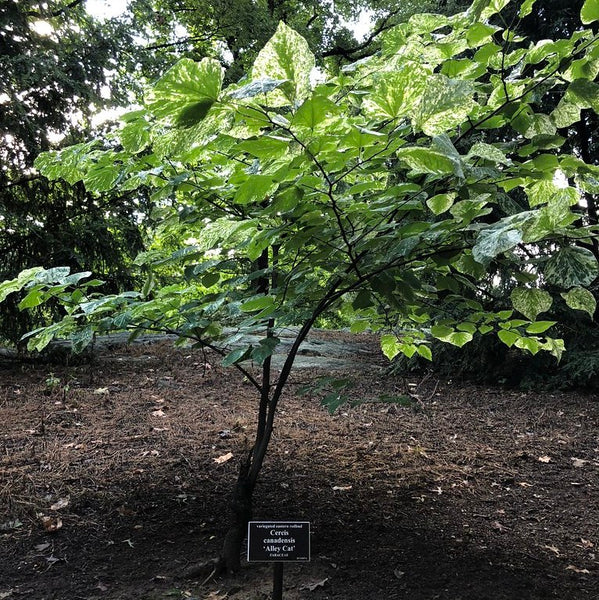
[34, 543, 51, 552]
[579, 538, 594, 549]
[140, 449, 160, 457]
[332, 485, 352, 491]
[151, 409, 166, 417]
[40, 515, 62, 533]
[96, 583, 109, 592]
[50, 497, 69, 511]
[518, 482, 533, 487]
[117, 506, 136, 517]
[393, 569, 405, 579]
[566, 565, 590, 574]
[542, 544, 561, 556]
[300, 578, 329, 591]
[203, 592, 227, 600]
[571, 457, 587, 468]
[538, 455, 552, 463]
[93, 387, 109, 395]
[0, 591, 13, 599]
[491, 520, 508, 532]
[213, 452, 233, 464]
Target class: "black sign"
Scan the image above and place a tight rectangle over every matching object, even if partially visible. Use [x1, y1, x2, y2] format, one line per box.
[247, 521, 310, 562]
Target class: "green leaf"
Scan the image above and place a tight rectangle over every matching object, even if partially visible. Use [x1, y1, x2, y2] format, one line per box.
[18, 289, 44, 310]
[84, 162, 120, 193]
[408, 12, 449, 33]
[472, 228, 522, 264]
[202, 272, 220, 287]
[526, 321, 556, 334]
[234, 175, 277, 205]
[427, 193, 456, 215]
[222, 346, 252, 367]
[321, 391, 349, 415]
[515, 336, 541, 354]
[417, 345, 432, 361]
[25, 319, 74, 353]
[466, 22, 498, 47]
[229, 78, 288, 99]
[511, 287, 553, 320]
[0, 267, 43, 303]
[561, 286, 596, 318]
[237, 136, 289, 159]
[350, 320, 370, 334]
[551, 99, 581, 128]
[544, 246, 599, 288]
[71, 326, 94, 353]
[581, 0, 599, 23]
[540, 337, 565, 362]
[363, 63, 430, 120]
[397, 147, 457, 176]
[519, 0, 536, 17]
[498, 329, 520, 347]
[381, 334, 401, 360]
[120, 120, 151, 154]
[251, 337, 280, 365]
[240, 296, 275, 312]
[251, 22, 315, 107]
[566, 79, 599, 111]
[431, 325, 473, 347]
[526, 180, 578, 208]
[147, 58, 223, 124]
[414, 75, 475, 136]
[292, 93, 339, 130]
[467, 142, 511, 165]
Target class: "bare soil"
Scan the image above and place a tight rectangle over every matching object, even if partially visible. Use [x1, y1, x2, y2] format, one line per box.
[1, 332, 598, 600]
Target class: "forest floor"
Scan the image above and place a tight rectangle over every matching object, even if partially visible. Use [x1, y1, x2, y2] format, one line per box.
[1, 331, 598, 600]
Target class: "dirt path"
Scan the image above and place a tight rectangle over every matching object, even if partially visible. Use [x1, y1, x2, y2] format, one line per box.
[1, 334, 598, 599]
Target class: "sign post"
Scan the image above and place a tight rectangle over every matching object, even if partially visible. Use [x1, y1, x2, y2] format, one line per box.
[247, 521, 311, 600]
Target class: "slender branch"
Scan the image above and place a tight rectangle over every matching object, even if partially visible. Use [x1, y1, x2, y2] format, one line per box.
[320, 8, 402, 60]
[129, 323, 263, 393]
[28, 0, 85, 18]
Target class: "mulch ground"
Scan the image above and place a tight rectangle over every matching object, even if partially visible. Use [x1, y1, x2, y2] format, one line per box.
[1, 334, 598, 599]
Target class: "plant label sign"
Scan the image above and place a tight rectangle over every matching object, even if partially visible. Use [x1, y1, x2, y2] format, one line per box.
[247, 521, 310, 562]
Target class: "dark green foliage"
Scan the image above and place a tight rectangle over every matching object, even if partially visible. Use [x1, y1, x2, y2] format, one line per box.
[0, 1, 147, 344]
[391, 302, 599, 391]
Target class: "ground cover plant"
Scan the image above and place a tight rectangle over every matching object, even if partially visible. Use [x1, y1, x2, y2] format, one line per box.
[3, 0, 599, 574]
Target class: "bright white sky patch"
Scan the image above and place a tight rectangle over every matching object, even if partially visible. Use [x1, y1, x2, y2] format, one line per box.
[30, 20, 54, 36]
[341, 9, 375, 42]
[85, 0, 129, 20]
[553, 169, 569, 189]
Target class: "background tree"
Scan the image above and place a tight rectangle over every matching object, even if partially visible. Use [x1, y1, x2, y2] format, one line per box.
[0, 0, 149, 344]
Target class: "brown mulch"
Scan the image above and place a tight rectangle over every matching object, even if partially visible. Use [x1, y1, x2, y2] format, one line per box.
[1, 334, 598, 599]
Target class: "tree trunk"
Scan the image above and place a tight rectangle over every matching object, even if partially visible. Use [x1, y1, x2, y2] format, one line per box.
[219, 457, 255, 573]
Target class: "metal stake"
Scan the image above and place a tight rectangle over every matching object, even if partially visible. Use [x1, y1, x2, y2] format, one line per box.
[273, 562, 284, 600]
